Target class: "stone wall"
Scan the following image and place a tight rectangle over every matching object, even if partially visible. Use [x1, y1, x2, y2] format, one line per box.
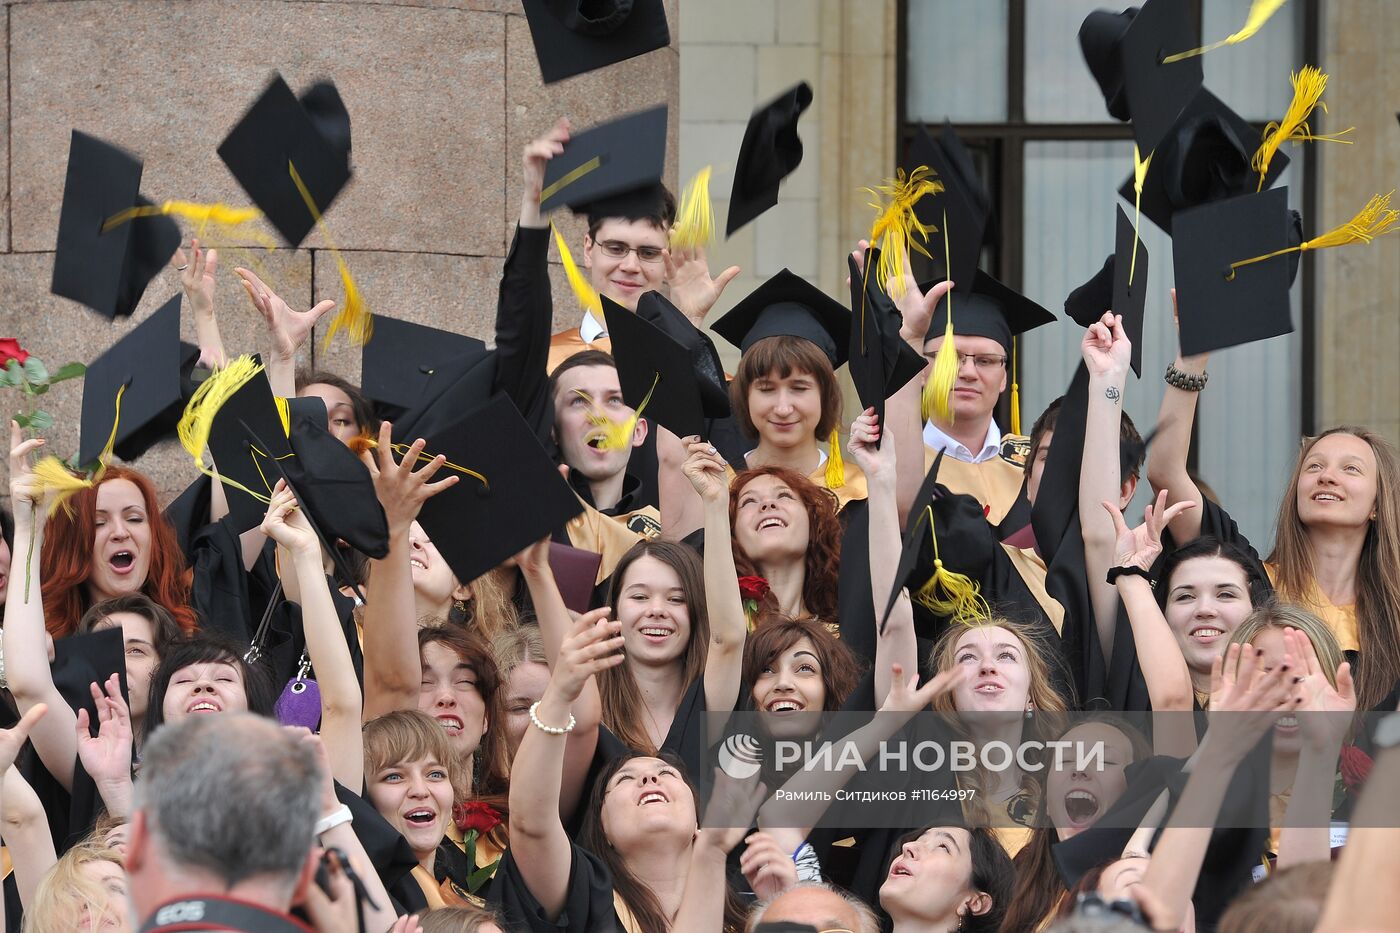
[1, 0, 678, 502]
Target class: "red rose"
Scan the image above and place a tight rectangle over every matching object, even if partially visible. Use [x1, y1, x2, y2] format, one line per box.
[738, 576, 771, 602]
[453, 801, 502, 836]
[0, 339, 29, 367]
[1340, 744, 1374, 792]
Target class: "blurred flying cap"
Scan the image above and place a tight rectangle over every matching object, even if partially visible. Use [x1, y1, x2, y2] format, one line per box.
[1118, 87, 1290, 234]
[726, 81, 814, 237]
[910, 123, 990, 293]
[217, 73, 353, 247]
[204, 363, 295, 532]
[847, 248, 927, 436]
[1079, 8, 1135, 122]
[711, 269, 851, 368]
[921, 270, 1056, 351]
[52, 130, 181, 320]
[634, 289, 732, 420]
[521, 0, 670, 85]
[602, 294, 705, 439]
[1117, 0, 1205, 153]
[415, 393, 584, 584]
[360, 315, 488, 418]
[79, 295, 190, 467]
[1172, 186, 1296, 356]
[1063, 206, 1149, 376]
[538, 106, 668, 217]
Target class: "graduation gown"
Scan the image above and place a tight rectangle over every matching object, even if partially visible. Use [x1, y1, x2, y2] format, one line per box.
[925, 434, 1031, 530]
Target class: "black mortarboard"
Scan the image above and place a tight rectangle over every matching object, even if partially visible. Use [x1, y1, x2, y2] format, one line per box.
[206, 365, 292, 533]
[922, 270, 1056, 352]
[711, 269, 851, 368]
[1063, 206, 1149, 376]
[634, 289, 732, 420]
[539, 106, 668, 217]
[1079, 8, 1135, 122]
[416, 393, 584, 584]
[602, 295, 705, 439]
[521, 0, 670, 85]
[217, 73, 353, 247]
[1118, 87, 1290, 235]
[1117, 0, 1204, 153]
[847, 248, 927, 439]
[911, 123, 991, 293]
[52, 130, 181, 321]
[1172, 187, 1296, 356]
[80, 295, 186, 466]
[359, 316, 487, 419]
[726, 82, 814, 237]
[51, 627, 127, 727]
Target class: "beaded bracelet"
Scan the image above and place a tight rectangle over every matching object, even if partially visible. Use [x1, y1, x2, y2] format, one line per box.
[1164, 364, 1208, 391]
[529, 700, 577, 736]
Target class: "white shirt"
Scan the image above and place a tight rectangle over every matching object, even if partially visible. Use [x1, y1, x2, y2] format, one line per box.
[923, 418, 1002, 464]
[579, 312, 607, 343]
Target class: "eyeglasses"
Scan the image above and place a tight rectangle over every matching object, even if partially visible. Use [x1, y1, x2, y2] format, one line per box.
[957, 353, 1008, 371]
[596, 239, 665, 264]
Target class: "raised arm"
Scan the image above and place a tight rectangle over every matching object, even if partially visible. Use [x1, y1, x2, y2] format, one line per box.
[1080, 312, 1131, 665]
[509, 611, 625, 920]
[3, 423, 79, 789]
[261, 480, 363, 789]
[1146, 289, 1208, 544]
[846, 409, 913, 707]
[236, 267, 335, 399]
[75, 675, 134, 819]
[0, 705, 55, 914]
[175, 239, 228, 370]
[675, 770, 766, 933]
[360, 425, 457, 721]
[681, 438, 747, 715]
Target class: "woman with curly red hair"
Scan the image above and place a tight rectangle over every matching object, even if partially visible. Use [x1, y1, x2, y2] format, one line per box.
[39, 464, 196, 639]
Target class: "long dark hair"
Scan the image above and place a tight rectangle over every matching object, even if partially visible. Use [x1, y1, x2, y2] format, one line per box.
[883, 825, 1014, 933]
[142, 632, 276, 742]
[579, 753, 746, 933]
[742, 617, 862, 712]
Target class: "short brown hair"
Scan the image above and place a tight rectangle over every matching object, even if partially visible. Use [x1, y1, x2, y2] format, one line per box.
[363, 709, 463, 799]
[729, 336, 843, 441]
[1216, 861, 1333, 933]
[742, 618, 862, 711]
[78, 593, 184, 657]
[584, 186, 677, 239]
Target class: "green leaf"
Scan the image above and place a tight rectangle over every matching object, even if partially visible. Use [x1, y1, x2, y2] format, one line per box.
[48, 362, 86, 384]
[30, 383, 48, 396]
[465, 858, 500, 893]
[0, 369, 14, 388]
[28, 410, 53, 433]
[12, 412, 29, 429]
[6, 359, 22, 380]
[22, 357, 48, 384]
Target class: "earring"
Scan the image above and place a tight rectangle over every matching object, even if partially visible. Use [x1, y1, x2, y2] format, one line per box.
[453, 598, 468, 614]
[1025, 705, 1034, 720]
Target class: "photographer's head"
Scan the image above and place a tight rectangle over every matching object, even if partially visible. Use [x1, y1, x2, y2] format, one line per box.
[126, 714, 323, 920]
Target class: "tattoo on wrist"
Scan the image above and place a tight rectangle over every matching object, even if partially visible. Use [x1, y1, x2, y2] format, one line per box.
[1105, 386, 1121, 404]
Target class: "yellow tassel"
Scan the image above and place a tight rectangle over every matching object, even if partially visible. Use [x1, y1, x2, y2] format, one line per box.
[670, 166, 714, 251]
[1227, 190, 1399, 279]
[103, 200, 280, 251]
[272, 396, 291, 437]
[177, 355, 272, 501]
[921, 209, 958, 424]
[284, 159, 373, 350]
[911, 506, 990, 622]
[578, 373, 658, 451]
[1130, 146, 1152, 287]
[1253, 66, 1354, 190]
[348, 432, 379, 456]
[388, 444, 489, 491]
[552, 222, 601, 316]
[865, 166, 943, 298]
[33, 456, 93, 518]
[1163, 0, 1290, 62]
[824, 427, 845, 490]
[1009, 337, 1021, 436]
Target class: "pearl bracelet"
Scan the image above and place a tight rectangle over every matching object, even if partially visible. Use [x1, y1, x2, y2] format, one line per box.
[529, 700, 576, 736]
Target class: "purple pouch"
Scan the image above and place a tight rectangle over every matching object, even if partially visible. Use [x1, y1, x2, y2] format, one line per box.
[276, 653, 322, 730]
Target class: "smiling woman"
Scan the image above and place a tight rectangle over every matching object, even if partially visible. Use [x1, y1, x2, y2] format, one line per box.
[729, 467, 842, 626]
[40, 467, 196, 639]
[141, 632, 277, 742]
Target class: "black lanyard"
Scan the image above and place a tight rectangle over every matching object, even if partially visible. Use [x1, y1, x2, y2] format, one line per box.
[140, 897, 312, 933]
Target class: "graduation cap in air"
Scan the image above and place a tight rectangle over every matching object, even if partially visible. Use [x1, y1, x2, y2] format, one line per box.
[539, 106, 669, 220]
[521, 0, 670, 85]
[602, 294, 709, 440]
[1172, 186, 1304, 356]
[1063, 205, 1149, 376]
[726, 82, 814, 237]
[910, 123, 991, 293]
[51, 627, 128, 732]
[415, 393, 584, 585]
[634, 289, 731, 420]
[847, 248, 927, 439]
[1080, 0, 1204, 153]
[217, 74, 353, 247]
[1117, 87, 1290, 235]
[199, 361, 388, 567]
[79, 295, 202, 467]
[52, 130, 181, 320]
[711, 269, 851, 369]
[359, 315, 488, 419]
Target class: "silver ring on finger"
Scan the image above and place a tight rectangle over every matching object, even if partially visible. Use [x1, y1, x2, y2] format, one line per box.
[176, 265, 189, 271]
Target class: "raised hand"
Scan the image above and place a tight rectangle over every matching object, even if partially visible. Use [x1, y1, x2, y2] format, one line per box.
[1208, 641, 1300, 753]
[681, 436, 729, 505]
[697, 767, 768, 857]
[7, 420, 48, 511]
[550, 609, 625, 705]
[1103, 489, 1196, 571]
[259, 480, 319, 556]
[523, 117, 571, 213]
[1286, 627, 1357, 753]
[173, 238, 226, 368]
[846, 408, 894, 485]
[847, 239, 953, 343]
[75, 675, 133, 793]
[1082, 311, 1130, 379]
[0, 703, 45, 775]
[513, 536, 553, 578]
[237, 267, 336, 362]
[739, 830, 799, 901]
[880, 663, 967, 715]
[362, 422, 458, 536]
[664, 245, 740, 327]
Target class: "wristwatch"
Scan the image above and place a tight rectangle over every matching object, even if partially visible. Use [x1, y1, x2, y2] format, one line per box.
[1373, 712, 1400, 750]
